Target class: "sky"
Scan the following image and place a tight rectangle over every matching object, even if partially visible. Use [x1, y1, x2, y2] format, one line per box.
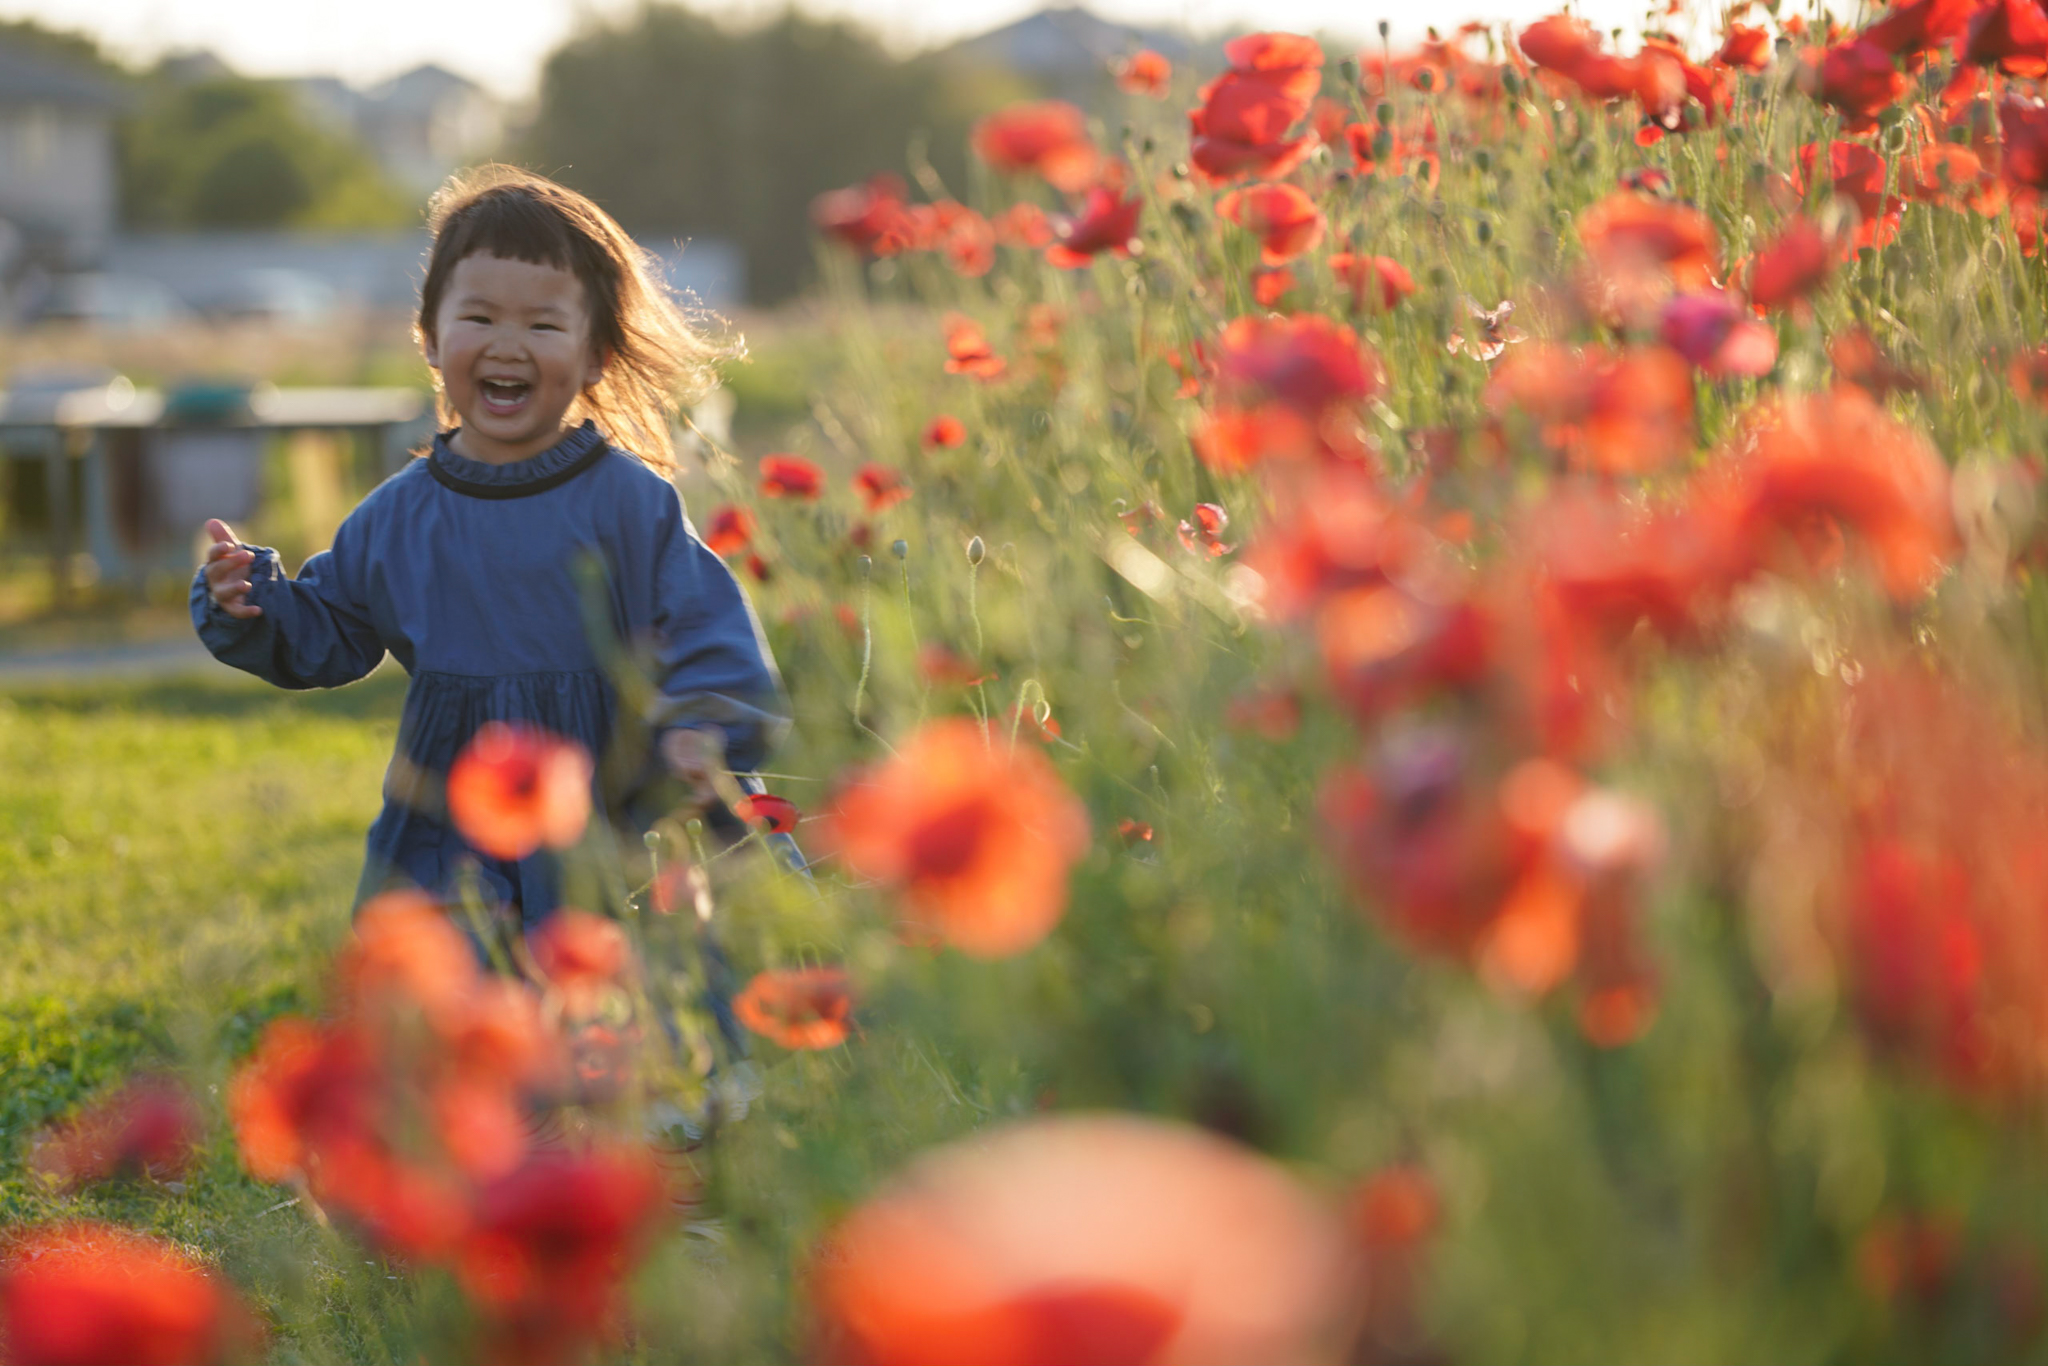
[0, 0, 1648, 98]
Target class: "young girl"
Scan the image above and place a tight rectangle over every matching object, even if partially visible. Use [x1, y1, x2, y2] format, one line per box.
[193, 166, 786, 925]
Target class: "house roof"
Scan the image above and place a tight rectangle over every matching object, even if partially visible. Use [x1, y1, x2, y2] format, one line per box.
[0, 41, 127, 110]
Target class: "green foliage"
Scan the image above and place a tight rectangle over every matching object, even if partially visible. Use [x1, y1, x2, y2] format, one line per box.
[518, 5, 1036, 303]
[119, 76, 412, 230]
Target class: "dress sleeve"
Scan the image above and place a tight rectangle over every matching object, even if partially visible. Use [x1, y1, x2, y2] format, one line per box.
[647, 502, 789, 774]
[189, 517, 386, 690]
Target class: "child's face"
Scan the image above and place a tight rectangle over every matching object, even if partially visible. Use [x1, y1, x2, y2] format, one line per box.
[424, 252, 605, 463]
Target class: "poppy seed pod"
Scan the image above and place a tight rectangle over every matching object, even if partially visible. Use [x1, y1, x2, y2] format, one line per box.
[858, 554, 872, 579]
[967, 536, 986, 565]
[891, 538, 909, 560]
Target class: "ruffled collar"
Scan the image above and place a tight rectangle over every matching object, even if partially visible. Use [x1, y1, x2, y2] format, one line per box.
[428, 420, 607, 496]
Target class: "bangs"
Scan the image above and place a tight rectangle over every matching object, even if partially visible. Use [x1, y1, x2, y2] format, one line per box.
[431, 189, 586, 282]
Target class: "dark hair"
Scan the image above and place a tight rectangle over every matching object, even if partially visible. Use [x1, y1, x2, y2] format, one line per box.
[416, 165, 735, 472]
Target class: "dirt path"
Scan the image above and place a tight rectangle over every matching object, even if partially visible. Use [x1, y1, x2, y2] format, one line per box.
[0, 636, 225, 684]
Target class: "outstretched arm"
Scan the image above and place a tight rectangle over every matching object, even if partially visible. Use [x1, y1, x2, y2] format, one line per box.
[649, 511, 790, 777]
[191, 517, 386, 690]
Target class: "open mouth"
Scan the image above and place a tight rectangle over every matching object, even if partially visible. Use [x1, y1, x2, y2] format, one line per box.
[477, 377, 532, 415]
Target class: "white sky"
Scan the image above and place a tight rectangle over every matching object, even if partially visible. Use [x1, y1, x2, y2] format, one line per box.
[0, 0, 1648, 99]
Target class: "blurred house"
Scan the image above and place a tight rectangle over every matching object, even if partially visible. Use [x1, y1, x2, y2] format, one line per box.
[285, 64, 504, 196]
[0, 39, 126, 271]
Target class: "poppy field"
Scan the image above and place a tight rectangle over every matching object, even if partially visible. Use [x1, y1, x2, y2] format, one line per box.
[18, 4, 2048, 1362]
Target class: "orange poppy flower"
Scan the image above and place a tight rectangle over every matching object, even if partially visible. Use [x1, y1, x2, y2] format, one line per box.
[917, 643, 996, 688]
[1115, 48, 1172, 97]
[734, 967, 853, 1049]
[1252, 266, 1295, 306]
[1806, 39, 1908, 130]
[1187, 34, 1322, 182]
[1116, 818, 1154, 843]
[811, 174, 912, 256]
[943, 314, 1007, 379]
[1830, 328, 1927, 397]
[824, 718, 1090, 958]
[971, 100, 1101, 193]
[921, 414, 966, 449]
[1176, 502, 1233, 558]
[1216, 183, 1324, 264]
[528, 911, 631, 1017]
[1716, 22, 1773, 69]
[1330, 252, 1415, 311]
[853, 463, 912, 514]
[1577, 190, 1719, 291]
[1486, 344, 1695, 474]
[1728, 386, 1955, 598]
[991, 202, 1053, 250]
[702, 504, 754, 557]
[446, 722, 593, 862]
[760, 454, 824, 500]
[0, 1223, 251, 1366]
[810, 1115, 1357, 1366]
[1746, 218, 1834, 309]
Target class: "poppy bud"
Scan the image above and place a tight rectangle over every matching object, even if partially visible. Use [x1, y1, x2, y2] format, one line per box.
[1378, 18, 1391, 38]
[1340, 56, 1360, 83]
[1502, 68, 1521, 97]
[967, 535, 986, 565]
[858, 554, 872, 579]
[1474, 148, 1492, 171]
[1475, 218, 1494, 244]
[1376, 101, 1395, 127]
[1415, 67, 1435, 91]
[891, 538, 909, 560]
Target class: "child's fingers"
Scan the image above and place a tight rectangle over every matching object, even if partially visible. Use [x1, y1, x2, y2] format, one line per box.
[204, 518, 238, 546]
[218, 599, 263, 620]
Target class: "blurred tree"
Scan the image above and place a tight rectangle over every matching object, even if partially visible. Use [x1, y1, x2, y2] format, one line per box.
[520, 5, 1038, 303]
[0, 18, 123, 77]
[119, 75, 413, 230]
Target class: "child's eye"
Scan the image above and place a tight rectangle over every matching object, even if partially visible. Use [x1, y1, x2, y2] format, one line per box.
[533, 322, 561, 332]
[460, 314, 490, 324]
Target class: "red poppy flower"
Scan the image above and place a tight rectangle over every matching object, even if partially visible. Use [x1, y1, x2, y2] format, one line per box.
[702, 504, 754, 558]
[1176, 502, 1233, 558]
[745, 552, 771, 583]
[336, 889, 479, 1024]
[1330, 252, 1416, 311]
[733, 791, 800, 834]
[1116, 818, 1154, 843]
[734, 967, 852, 1049]
[921, 415, 966, 449]
[1010, 703, 1063, 744]
[1966, 0, 2048, 75]
[1716, 22, 1773, 69]
[1807, 39, 1908, 130]
[1217, 183, 1324, 264]
[1519, 14, 1602, 74]
[1187, 34, 1322, 182]
[811, 1115, 1357, 1366]
[1796, 140, 1903, 250]
[1659, 292, 1778, 378]
[528, 911, 630, 1015]
[1899, 142, 1985, 205]
[456, 1145, 666, 1366]
[943, 314, 1007, 379]
[1115, 48, 1172, 97]
[991, 202, 1053, 249]
[0, 1223, 251, 1366]
[1747, 218, 1834, 309]
[1046, 186, 1143, 267]
[1225, 687, 1301, 740]
[447, 723, 594, 861]
[823, 718, 1090, 958]
[30, 1077, 200, 1188]
[1252, 266, 1295, 307]
[759, 454, 824, 500]
[853, 463, 911, 514]
[1863, 0, 1978, 56]
[1729, 386, 1956, 598]
[2002, 98, 2048, 193]
[1577, 191, 1719, 291]
[1486, 344, 1696, 474]
[811, 174, 911, 256]
[972, 100, 1101, 193]
[1831, 328, 1927, 397]
[1210, 313, 1387, 422]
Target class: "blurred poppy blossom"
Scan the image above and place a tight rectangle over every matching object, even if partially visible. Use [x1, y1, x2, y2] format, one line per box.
[1116, 817, 1154, 843]
[943, 314, 1008, 379]
[1115, 49, 1172, 96]
[1578, 190, 1720, 296]
[917, 643, 997, 687]
[1252, 266, 1296, 306]
[1330, 253, 1416, 312]
[760, 454, 824, 500]
[1487, 344, 1696, 473]
[30, 1076, 200, 1189]
[702, 504, 754, 558]
[1966, 0, 2048, 75]
[811, 174, 911, 256]
[1831, 328, 1927, 397]
[735, 967, 853, 1049]
[1195, 313, 1387, 470]
[921, 414, 967, 449]
[1047, 186, 1143, 267]
[853, 463, 912, 514]
[810, 1115, 1358, 1366]
[971, 100, 1101, 193]
[1746, 218, 1834, 309]
[456, 1144, 666, 1366]
[447, 723, 594, 862]
[1216, 183, 1324, 263]
[0, 1223, 253, 1366]
[992, 202, 1054, 250]
[733, 791, 800, 834]
[1805, 39, 1908, 131]
[1716, 22, 1773, 69]
[1660, 292, 1779, 378]
[529, 911, 631, 1018]
[823, 718, 1090, 957]
[1862, 0, 1977, 58]
[1795, 140, 1902, 251]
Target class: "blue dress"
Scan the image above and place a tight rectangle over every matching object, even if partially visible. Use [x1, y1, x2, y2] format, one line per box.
[191, 420, 787, 923]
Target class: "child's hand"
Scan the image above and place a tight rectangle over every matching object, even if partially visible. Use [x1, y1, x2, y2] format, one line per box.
[201, 518, 263, 619]
[660, 726, 727, 812]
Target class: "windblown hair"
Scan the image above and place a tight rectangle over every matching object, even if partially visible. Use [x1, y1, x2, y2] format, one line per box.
[416, 165, 736, 472]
